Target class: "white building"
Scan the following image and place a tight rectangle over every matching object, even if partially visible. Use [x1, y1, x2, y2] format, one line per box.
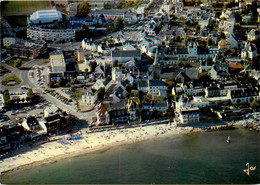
[30, 9, 62, 24]
[241, 42, 257, 59]
[0, 93, 5, 110]
[44, 104, 59, 118]
[81, 88, 98, 105]
[27, 27, 75, 42]
[225, 33, 238, 48]
[3, 37, 16, 47]
[148, 80, 167, 95]
[161, 0, 173, 14]
[50, 51, 66, 72]
[175, 97, 200, 124]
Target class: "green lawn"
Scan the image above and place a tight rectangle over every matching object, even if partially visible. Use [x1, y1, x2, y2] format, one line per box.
[6, 57, 30, 68]
[1, 1, 52, 16]
[1, 74, 22, 86]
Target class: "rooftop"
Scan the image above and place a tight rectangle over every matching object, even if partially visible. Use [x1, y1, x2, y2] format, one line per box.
[50, 51, 65, 67]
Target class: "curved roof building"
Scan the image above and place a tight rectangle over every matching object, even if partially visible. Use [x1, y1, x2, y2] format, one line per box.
[30, 9, 62, 24]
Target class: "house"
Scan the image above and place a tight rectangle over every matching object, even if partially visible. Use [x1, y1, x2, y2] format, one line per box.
[44, 104, 59, 118]
[175, 97, 200, 124]
[92, 76, 113, 91]
[241, 42, 257, 60]
[96, 102, 110, 125]
[82, 39, 98, 52]
[209, 67, 230, 80]
[172, 83, 184, 95]
[247, 29, 260, 41]
[44, 110, 71, 134]
[112, 67, 126, 81]
[192, 96, 210, 109]
[90, 9, 126, 20]
[220, 9, 234, 20]
[0, 93, 5, 110]
[218, 40, 231, 51]
[49, 72, 63, 82]
[205, 86, 221, 98]
[227, 88, 260, 104]
[242, 15, 251, 23]
[225, 33, 238, 48]
[161, 0, 173, 14]
[93, 64, 105, 79]
[148, 80, 167, 95]
[182, 83, 204, 96]
[175, 2, 184, 14]
[111, 44, 141, 63]
[218, 81, 239, 96]
[81, 87, 98, 105]
[143, 102, 168, 113]
[228, 62, 244, 73]
[21, 116, 46, 141]
[0, 122, 26, 154]
[127, 98, 140, 121]
[138, 81, 149, 92]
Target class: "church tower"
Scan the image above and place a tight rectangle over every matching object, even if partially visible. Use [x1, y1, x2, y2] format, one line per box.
[150, 47, 162, 80]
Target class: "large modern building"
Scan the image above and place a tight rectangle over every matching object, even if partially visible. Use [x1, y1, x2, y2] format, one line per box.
[27, 27, 75, 42]
[50, 51, 66, 72]
[30, 9, 63, 24]
[6, 44, 47, 59]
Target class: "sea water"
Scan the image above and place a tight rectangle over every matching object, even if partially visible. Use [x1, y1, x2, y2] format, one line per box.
[1, 126, 259, 184]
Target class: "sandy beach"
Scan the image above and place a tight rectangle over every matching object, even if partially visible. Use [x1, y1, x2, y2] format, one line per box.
[0, 123, 202, 174]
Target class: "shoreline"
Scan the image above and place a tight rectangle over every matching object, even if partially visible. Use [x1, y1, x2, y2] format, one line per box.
[0, 124, 203, 176]
[2, 117, 251, 177]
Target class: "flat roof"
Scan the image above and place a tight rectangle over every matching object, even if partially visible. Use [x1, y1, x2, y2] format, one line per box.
[50, 52, 65, 67]
[30, 9, 62, 20]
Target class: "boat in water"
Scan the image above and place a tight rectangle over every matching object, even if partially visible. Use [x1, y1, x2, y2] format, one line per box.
[226, 136, 231, 143]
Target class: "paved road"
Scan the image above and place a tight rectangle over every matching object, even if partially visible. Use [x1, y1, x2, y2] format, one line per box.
[0, 59, 43, 90]
[1, 59, 97, 122]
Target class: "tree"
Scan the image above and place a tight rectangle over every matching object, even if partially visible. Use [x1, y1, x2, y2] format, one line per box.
[251, 1, 258, 21]
[27, 88, 36, 103]
[75, 25, 94, 41]
[14, 59, 22, 68]
[113, 17, 124, 31]
[3, 89, 10, 103]
[207, 38, 214, 46]
[196, 24, 200, 32]
[48, 81, 55, 88]
[250, 101, 260, 110]
[173, 35, 181, 42]
[165, 78, 176, 88]
[98, 87, 105, 100]
[77, 1, 91, 18]
[154, 23, 163, 34]
[103, 2, 110, 9]
[89, 61, 97, 72]
[197, 72, 213, 85]
[138, 91, 145, 102]
[218, 32, 226, 41]
[85, 68, 89, 75]
[57, 78, 67, 87]
[16, 29, 27, 39]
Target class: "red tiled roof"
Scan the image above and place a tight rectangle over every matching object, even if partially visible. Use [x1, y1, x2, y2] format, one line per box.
[228, 62, 244, 69]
